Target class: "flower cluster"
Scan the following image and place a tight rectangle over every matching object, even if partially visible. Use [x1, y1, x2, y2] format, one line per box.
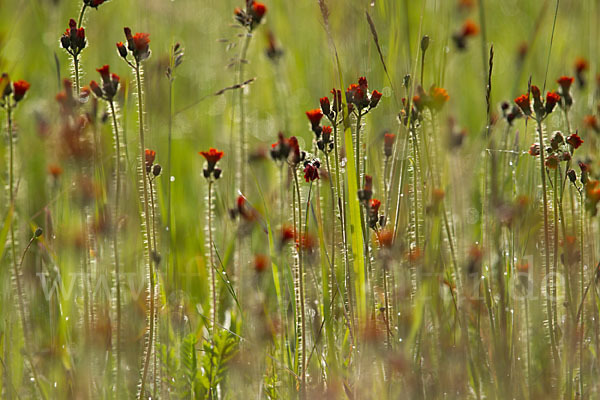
[529, 130, 584, 171]
[118, 28, 151, 63]
[367, 198, 384, 230]
[399, 85, 449, 126]
[345, 77, 382, 113]
[234, 1, 267, 31]
[303, 160, 320, 182]
[514, 85, 560, 120]
[0, 74, 30, 107]
[60, 19, 86, 57]
[500, 101, 523, 126]
[270, 132, 305, 166]
[199, 148, 224, 180]
[89, 65, 120, 100]
[145, 149, 162, 177]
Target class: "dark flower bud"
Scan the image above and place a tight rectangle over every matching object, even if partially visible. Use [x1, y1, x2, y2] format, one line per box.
[152, 164, 162, 176]
[203, 168, 210, 178]
[116, 42, 128, 58]
[567, 169, 577, 183]
[370, 90, 383, 108]
[550, 131, 564, 150]
[34, 227, 43, 238]
[421, 35, 430, 52]
[89, 80, 103, 98]
[320, 96, 331, 116]
[213, 168, 222, 179]
[384, 132, 396, 158]
[61, 35, 71, 49]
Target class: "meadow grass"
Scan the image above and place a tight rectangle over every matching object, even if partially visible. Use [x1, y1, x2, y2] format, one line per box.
[1, 0, 600, 398]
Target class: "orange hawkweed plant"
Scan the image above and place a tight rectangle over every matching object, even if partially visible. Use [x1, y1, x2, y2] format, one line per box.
[199, 148, 224, 338]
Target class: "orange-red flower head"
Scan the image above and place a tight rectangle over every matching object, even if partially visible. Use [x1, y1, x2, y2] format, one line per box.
[545, 91, 560, 113]
[199, 148, 224, 179]
[566, 132, 583, 149]
[12, 80, 30, 102]
[123, 28, 151, 62]
[306, 109, 323, 129]
[514, 93, 531, 115]
[461, 19, 479, 37]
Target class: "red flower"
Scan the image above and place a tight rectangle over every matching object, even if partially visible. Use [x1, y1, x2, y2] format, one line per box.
[287, 136, 301, 165]
[145, 149, 156, 165]
[320, 96, 330, 116]
[557, 76, 574, 91]
[303, 162, 320, 182]
[369, 198, 381, 214]
[280, 225, 295, 244]
[124, 28, 151, 62]
[461, 19, 479, 37]
[358, 76, 368, 90]
[251, 2, 267, 19]
[575, 57, 588, 73]
[566, 133, 583, 149]
[133, 32, 150, 53]
[96, 65, 110, 83]
[370, 90, 383, 108]
[514, 93, 531, 115]
[12, 80, 30, 102]
[528, 143, 540, 156]
[89, 0, 107, 7]
[322, 126, 332, 135]
[253, 254, 269, 272]
[545, 91, 560, 113]
[584, 115, 599, 132]
[430, 87, 449, 110]
[48, 164, 63, 178]
[377, 229, 394, 248]
[384, 133, 396, 157]
[89, 80, 103, 98]
[545, 154, 559, 169]
[199, 148, 224, 168]
[306, 109, 323, 128]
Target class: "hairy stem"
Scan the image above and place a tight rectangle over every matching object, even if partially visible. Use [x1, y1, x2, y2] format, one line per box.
[109, 100, 122, 398]
[135, 62, 155, 400]
[535, 118, 558, 366]
[292, 168, 306, 397]
[208, 180, 217, 337]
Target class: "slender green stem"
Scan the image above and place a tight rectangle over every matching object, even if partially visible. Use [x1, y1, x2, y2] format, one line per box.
[208, 180, 217, 337]
[109, 100, 122, 398]
[237, 33, 252, 193]
[578, 191, 584, 395]
[77, 4, 87, 28]
[136, 62, 155, 400]
[292, 168, 306, 398]
[73, 56, 80, 96]
[535, 118, 558, 366]
[355, 111, 362, 187]
[325, 153, 336, 312]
